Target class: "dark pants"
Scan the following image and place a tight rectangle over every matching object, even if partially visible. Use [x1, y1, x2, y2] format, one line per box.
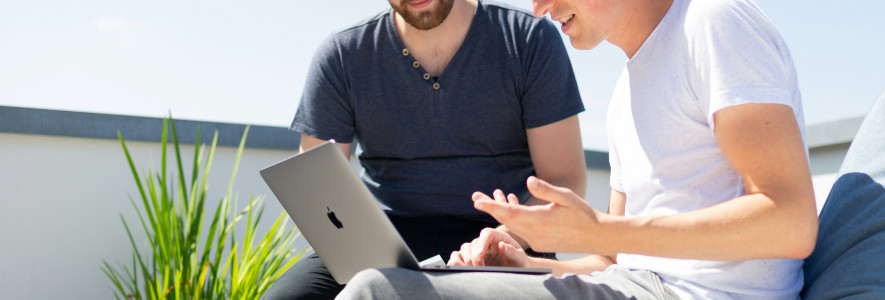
[262, 214, 552, 300]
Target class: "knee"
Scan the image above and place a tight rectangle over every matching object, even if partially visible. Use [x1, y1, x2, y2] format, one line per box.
[338, 269, 395, 299]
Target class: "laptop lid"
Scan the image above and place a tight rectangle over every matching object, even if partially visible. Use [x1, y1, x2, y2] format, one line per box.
[260, 141, 420, 284]
[260, 141, 552, 284]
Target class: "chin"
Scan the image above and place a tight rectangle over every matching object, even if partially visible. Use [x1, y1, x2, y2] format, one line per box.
[569, 38, 602, 50]
[569, 39, 590, 50]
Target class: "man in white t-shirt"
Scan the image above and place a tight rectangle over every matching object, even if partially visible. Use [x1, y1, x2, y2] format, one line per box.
[336, 0, 818, 299]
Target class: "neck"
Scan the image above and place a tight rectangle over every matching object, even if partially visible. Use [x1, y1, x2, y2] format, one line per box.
[394, 0, 476, 51]
[608, 0, 673, 58]
[394, 0, 477, 76]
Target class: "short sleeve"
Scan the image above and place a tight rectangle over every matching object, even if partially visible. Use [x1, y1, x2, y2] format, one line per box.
[686, 0, 799, 131]
[290, 35, 357, 143]
[520, 19, 585, 129]
[606, 73, 628, 193]
[609, 144, 623, 193]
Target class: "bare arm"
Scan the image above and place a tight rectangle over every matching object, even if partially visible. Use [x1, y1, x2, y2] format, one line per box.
[608, 189, 626, 216]
[457, 188, 624, 274]
[525, 115, 587, 199]
[497, 115, 587, 249]
[299, 134, 352, 159]
[598, 103, 817, 260]
[524, 189, 625, 275]
[603, 189, 625, 264]
[476, 103, 818, 262]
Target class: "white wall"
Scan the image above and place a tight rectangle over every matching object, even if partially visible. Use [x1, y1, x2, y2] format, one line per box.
[0, 130, 620, 298]
[583, 169, 613, 211]
[0, 132, 303, 299]
[0, 129, 852, 298]
[809, 144, 852, 213]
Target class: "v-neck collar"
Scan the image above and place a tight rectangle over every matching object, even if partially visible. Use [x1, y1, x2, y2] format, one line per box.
[384, 0, 484, 82]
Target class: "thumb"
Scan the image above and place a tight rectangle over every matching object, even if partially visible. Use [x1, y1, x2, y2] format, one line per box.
[526, 176, 579, 207]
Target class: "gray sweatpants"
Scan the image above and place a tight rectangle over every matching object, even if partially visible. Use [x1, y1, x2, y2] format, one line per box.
[336, 264, 679, 300]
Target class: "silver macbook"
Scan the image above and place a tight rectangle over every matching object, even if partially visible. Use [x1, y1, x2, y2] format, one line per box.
[259, 140, 552, 284]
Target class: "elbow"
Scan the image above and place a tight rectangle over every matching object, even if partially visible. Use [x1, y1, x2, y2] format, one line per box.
[545, 169, 588, 199]
[782, 214, 819, 259]
[791, 194, 820, 259]
[784, 236, 816, 260]
[766, 189, 819, 259]
[574, 171, 588, 199]
[794, 222, 818, 259]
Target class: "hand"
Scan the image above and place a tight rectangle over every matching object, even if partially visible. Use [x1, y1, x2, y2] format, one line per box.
[473, 176, 604, 254]
[447, 227, 530, 267]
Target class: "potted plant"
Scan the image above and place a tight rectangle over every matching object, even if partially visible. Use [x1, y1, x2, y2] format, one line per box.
[102, 116, 304, 299]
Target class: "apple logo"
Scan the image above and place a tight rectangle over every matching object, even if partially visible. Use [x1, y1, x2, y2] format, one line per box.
[326, 206, 343, 229]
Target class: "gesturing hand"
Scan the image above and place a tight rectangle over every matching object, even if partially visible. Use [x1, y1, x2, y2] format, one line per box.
[472, 176, 604, 254]
[447, 227, 529, 268]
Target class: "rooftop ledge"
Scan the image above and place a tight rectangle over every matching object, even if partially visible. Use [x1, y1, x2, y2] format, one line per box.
[806, 116, 863, 149]
[0, 105, 863, 171]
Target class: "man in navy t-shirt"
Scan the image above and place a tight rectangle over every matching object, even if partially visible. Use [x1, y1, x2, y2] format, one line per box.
[264, 0, 586, 298]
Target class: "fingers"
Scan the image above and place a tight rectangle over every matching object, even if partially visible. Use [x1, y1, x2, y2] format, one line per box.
[473, 190, 518, 205]
[450, 243, 485, 267]
[470, 239, 487, 266]
[474, 198, 517, 221]
[448, 227, 534, 267]
[471, 230, 509, 266]
[493, 189, 506, 202]
[497, 241, 528, 267]
[507, 193, 519, 205]
[473, 190, 517, 221]
[448, 251, 464, 266]
[459, 242, 474, 265]
[526, 176, 579, 207]
[450, 228, 516, 267]
[498, 241, 518, 258]
[472, 191, 491, 202]
[480, 227, 518, 246]
[492, 189, 520, 205]
[475, 228, 504, 263]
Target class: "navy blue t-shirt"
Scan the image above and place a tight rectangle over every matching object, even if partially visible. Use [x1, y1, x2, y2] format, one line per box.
[292, 1, 584, 221]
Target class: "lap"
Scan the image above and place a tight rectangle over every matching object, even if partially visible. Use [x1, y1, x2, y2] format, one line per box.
[263, 215, 502, 299]
[262, 253, 342, 300]
[338, 265, 677, 300]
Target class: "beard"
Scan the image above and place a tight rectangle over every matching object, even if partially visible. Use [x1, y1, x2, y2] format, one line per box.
[390, 0, 455, 30]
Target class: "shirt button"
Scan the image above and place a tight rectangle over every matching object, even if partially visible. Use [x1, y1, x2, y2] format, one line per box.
[433, 82, 440, 90]
[412, 61, 420, 69]
[402, 48, 409, 56]
[423, 73, 431, 80]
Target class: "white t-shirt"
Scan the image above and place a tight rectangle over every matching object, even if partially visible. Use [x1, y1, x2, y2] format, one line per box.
[607, 0, 806, 298]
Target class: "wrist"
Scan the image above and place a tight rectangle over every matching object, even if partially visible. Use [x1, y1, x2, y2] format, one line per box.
[591, 210, 625, 255]
[525, 256, 547, 269]
[525, 255, 562, 271]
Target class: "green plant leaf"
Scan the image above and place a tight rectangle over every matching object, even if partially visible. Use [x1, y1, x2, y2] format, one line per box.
[104, 116, 302, 300]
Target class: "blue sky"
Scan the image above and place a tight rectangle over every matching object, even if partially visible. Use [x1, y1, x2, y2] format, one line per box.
[1, 0, 882, 150]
